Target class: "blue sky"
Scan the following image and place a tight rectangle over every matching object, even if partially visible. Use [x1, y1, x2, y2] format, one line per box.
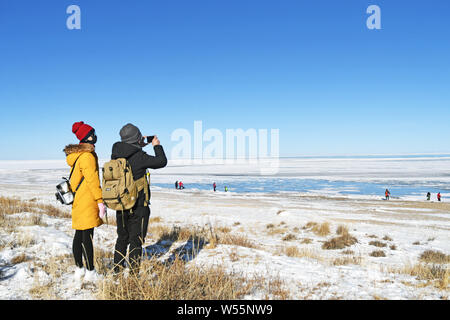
[0, 0, 449, 160]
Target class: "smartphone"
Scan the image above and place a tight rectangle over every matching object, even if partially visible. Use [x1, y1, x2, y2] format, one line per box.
[147, 136, 155, 143]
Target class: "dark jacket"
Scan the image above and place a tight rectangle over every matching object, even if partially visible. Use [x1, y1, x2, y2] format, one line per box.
[111, 142, 167, 206]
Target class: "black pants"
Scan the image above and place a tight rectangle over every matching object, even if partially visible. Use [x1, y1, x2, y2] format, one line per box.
[113, 206, 150, 273]
[73, 228, 94, 271]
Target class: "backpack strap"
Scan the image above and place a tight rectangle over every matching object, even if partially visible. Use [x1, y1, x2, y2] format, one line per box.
[125, 152, 150, 207]
[135, 175, 149, 207]
[122, 152, 150, 207]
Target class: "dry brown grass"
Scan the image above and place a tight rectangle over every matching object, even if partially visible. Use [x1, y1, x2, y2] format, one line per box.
[27, 244, 294, 300]
[265, 278, 291, 300]
[369, 241, 387, 248]
[382, 235, 393, 241]
[370, 250, 386, 257]
[0, 212, 17, 233]
[161, 225, 199, 242]
[31, 214, 47, 226]
[11, 253, 29, 265]
[413, 264, 448, 282]
[29, 280, 58, 300]
[322, 233, 358, 250]
[336, 225, 349, 236]
[312, 222, 331, 237]
[0, 196, 70, 219]
[16, 234, 36, 248]
[387, 263, 449, 290]
[332, 256, 362, 266]
[97, 255, 288, 300]
[216, 226, 232, 234]
[29, 254, 73, 299]
[303, 221, 331, 237]
[419, 250, 450, 264]
[282, 233, 296, 241]
[228, 248, 240, 262]
[33, 254, 73, 279]
[149, 216, 162, 223]
[281, 246, 324, 261]
[283, 246, 301, 258]
[219, 233, 259, 249]
[303, 222, 317, 230]
[147, 224, 172, 240]
[0, 197, 36, 215]
[266, 225, 287, 236]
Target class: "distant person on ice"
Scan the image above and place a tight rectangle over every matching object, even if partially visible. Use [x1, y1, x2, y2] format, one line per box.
[64, 121, 106, 283]
[111, 123, 167, 275]
[385, 189, 390, 200]
[175, 181, 178, 189]
[178, 181, 184, 189]
[427, 192, 431, 201]
[437, 192, 441, 202]
[224, 186, 228, 192]
[213, 182, 217, 192]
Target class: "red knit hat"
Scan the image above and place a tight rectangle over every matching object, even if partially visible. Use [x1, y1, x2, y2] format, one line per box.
[72, 121, 94, 141]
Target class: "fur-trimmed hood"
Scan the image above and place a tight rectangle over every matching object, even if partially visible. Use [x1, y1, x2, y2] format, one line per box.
[64, 143, 96, 168]
[63, 143, 95, 156]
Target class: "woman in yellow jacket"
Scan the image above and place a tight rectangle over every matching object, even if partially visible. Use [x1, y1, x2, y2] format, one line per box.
[64, 121, 106, 283]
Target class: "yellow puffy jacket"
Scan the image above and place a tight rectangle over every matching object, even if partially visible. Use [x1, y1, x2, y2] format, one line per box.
[64, 143, 103, 230]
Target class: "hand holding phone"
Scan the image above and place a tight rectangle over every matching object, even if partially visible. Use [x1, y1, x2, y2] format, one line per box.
[151, 135, 160, 146]
[144, 135, 160, 146]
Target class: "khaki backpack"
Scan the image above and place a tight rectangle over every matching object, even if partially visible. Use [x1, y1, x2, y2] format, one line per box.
[101, 158, 149, 212]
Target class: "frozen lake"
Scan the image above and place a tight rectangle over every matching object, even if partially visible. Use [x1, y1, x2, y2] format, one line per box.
[0, 155, 449, 200]
[152, 178, 449, 199]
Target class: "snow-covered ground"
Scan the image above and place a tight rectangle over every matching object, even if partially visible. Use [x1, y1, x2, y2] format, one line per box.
[0, 157, 449, 299]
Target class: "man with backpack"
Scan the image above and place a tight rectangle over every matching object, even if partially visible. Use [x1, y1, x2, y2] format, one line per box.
[104, 123, 167, 275]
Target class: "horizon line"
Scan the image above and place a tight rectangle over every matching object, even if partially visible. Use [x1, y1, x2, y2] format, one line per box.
[1, 152, 450, 162]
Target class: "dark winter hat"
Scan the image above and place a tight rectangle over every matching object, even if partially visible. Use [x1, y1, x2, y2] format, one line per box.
[72, 121, 94, 142]
[120, 123, 143, 146]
